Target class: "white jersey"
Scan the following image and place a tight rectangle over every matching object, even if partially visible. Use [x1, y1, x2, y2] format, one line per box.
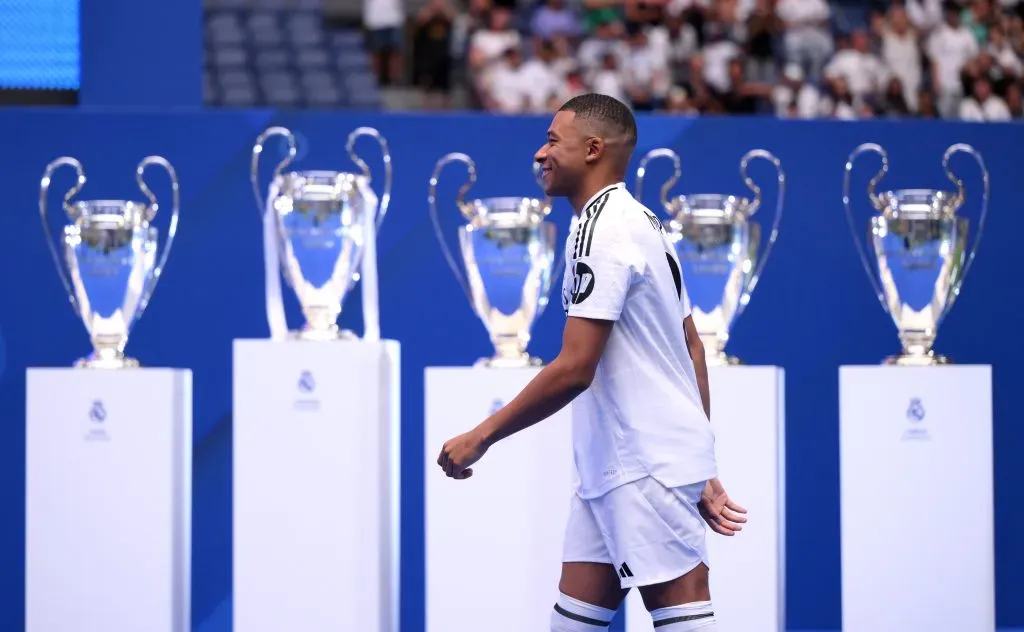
[560, 182, 717, 499]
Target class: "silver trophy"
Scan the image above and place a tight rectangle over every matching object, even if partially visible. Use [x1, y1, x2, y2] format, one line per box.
[636, 148, 784, 366]
[39, 156, 180, 368]
[429, 153, 557, 368]
[843, 143, 989, 365]
[251, 126, 391, 341]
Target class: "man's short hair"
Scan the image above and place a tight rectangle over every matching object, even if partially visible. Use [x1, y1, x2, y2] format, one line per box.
[559, 93, 638, 148]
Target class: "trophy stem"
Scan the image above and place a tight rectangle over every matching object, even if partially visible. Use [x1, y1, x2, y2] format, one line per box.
[76, 345, 139, 369]
[295, 306, 347, 341]
[478, 336, 542, 369]
[886, 334, 950, 366]
[699, 333, 743, 367]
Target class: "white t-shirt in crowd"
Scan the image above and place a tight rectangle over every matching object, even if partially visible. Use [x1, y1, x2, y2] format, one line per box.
[517, 59, 564, 112]
[561, 183, 717, 499]
[590, 69, 627, 103]
[470, 29, 522, 66]
[959, 96, 1012, 121]
[824, 49, 888, 98]
[926, 24, 980, 93]
[363, 0, 404, 30]
[882, 30, 923, 109]
[776, 0, 831, 34]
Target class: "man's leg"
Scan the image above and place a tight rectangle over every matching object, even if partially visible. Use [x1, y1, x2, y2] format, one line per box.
[638, 563, 717, 630]
[552, 562, 628, 631]
[589, 478, 717, 630]
[556, 492, 627, 631]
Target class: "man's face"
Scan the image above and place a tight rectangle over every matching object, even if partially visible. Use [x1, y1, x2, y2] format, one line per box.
[535, 111, 593, 197]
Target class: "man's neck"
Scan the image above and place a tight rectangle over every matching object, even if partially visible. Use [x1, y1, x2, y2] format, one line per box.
[571, 177, 622, 215]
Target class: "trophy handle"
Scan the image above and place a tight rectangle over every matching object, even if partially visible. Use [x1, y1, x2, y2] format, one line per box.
[39, 157, 87, 313]
[347, 126, 392, 229]
[251, 126, 297, 218]
[136, 156, 181, 315]
[635, 148, 681, 214]
[940, 143, 990, 320]
[428, 152, 478, 303]
[737, 149, 785, 312]
[843, 143, 890, 311]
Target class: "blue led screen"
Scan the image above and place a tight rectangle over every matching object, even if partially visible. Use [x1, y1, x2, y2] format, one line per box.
[0, 0, 80, 90]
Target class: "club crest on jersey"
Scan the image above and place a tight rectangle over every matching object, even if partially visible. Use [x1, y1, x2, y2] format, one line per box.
[571, 261, 595, 304]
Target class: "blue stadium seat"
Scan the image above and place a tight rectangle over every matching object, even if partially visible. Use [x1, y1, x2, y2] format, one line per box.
[203, 4, 381, 109]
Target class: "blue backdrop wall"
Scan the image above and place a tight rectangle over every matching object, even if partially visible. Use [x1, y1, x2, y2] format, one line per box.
[0, 110, 1020, 631]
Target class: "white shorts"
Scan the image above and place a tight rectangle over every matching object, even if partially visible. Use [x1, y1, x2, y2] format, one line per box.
[561, 476, 709, 589]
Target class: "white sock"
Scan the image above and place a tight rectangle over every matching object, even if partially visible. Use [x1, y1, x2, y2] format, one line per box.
[551, 592, 615, 630]
[650, 600, 717, 630]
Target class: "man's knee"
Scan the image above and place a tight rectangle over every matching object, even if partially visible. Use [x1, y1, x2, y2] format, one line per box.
[550, 592, 616, 631]
[649, 601, 717, 630]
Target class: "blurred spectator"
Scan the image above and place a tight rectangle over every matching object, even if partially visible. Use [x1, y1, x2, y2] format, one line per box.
[881, 4, 924, 109]
[926, 2, 980, 117]
[363, 0, 405, 85]
[959, 75, 1012, 117]
[906, 0, 944, 32]
[823, 29, 888, 105]
[531, 0, 584, 40]
[746, 0, 783, 81]
[468, 7, 522, 101]
[622, 22, 672, 109]
[413, 0, 456, 108]
[397, 0, 1024, 123]
[776, 0, 834, 79]
[772, 62, 823, 117]
[716, 56, 773, 112]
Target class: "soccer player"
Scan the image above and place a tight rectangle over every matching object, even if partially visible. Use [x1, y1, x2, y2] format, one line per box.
[437, 93, 747, 630]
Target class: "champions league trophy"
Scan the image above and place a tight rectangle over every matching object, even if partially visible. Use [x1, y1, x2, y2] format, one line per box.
[429, 153, 558, 368]
[251, 126, 391, 341]
[39, 156, 180, 369]
[843, 143, 989, 365]
[635, 148, 785, 366]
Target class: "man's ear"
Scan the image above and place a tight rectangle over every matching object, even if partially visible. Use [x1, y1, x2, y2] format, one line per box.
[584, 136, 605, 164]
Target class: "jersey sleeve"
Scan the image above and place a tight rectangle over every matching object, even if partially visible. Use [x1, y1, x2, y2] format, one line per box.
[681, 281, 692, 319]
[566, 218, 639, 321]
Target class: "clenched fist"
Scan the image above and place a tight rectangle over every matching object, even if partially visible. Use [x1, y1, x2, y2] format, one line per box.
[437, 429, 489, 480]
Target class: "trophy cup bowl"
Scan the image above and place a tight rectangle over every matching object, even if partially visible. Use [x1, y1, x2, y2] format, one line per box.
[252, 126, 392, 341]
[636, 148, 785, 366]
[40, 156, 180, 368]
[844, 143, 989, 365]
[429, 153, 558, 368]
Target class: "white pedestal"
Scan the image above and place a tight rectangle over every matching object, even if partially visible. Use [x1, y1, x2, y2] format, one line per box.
[627, 366, 785, 632]
[233, 339, 401, 632]
[26, 368, 192, 632]
[840, 365, 994, 632]
[425, 367, 574, 632]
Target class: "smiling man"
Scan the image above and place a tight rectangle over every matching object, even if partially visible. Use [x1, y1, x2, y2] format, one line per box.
[437, 93, 746, 631]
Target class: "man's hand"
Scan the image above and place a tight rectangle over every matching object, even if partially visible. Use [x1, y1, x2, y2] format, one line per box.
[437, 429, 489, 480]
[698, 478, 748, 536]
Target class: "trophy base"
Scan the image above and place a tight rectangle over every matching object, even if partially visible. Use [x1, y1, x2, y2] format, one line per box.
[474, 354, 544, 369]
[292, 327, 358, 342]
[884, 352, 952, 367]
[74, 354, 140, 369]
[704, 350, 744, 367]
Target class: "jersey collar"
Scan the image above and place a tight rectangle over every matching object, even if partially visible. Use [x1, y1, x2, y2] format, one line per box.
[581, 182, 624, 218]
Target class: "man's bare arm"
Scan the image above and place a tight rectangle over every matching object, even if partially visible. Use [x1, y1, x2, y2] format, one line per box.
[476, 316, 613, 447]
[684, 315, 711, 420]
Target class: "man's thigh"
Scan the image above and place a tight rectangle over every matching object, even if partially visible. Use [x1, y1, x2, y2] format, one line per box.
[559, 562, 630, 612]
[637, 561, 711, 611]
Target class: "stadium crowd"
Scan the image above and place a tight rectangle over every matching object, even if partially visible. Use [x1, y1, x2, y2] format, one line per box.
[394, 0, 1024, 119]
